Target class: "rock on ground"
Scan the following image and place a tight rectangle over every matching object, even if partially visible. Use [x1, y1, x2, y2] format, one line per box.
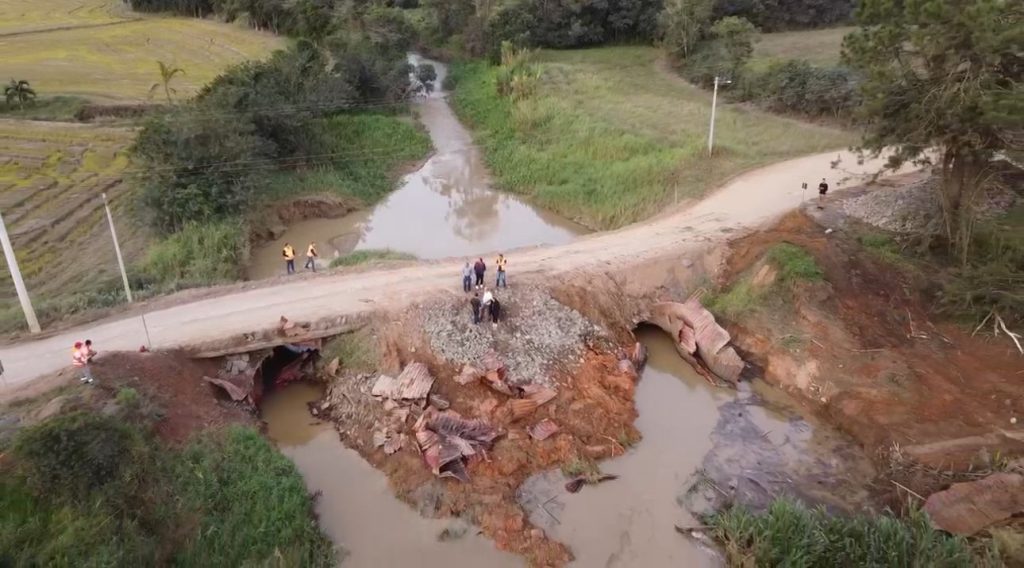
[421, 286, 604, 388]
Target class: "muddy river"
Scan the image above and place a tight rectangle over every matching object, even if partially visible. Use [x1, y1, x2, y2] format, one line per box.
[248, 55, 585, 279]
[262, 382, 523, 567]
[262, 326, 874, 565]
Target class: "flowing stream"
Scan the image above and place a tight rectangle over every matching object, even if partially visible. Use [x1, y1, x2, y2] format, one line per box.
[248, 55, 586, 279]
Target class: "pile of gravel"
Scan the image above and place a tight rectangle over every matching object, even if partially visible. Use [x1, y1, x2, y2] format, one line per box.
[421, 286, 603, 388]
[842, 177, 1017, 234]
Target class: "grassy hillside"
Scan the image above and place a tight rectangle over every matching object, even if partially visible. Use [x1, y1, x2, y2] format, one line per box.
[751, 26, 852, 69]
[450, 46, 856, 229]
[0, 0, 284, 102]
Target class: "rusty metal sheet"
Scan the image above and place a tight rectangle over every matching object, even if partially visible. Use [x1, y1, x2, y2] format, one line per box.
[523, 385, 557, 406]
[681, 297, 731, 354]
[508, 398, 539, 421]
[371, 375, 400, 397]
[203, 375, 251, 402]
[372, 362, 436, 400]
[455, 364, 484, 385]
[529, 419, 559, 441]
[924, 473, 1024, 535]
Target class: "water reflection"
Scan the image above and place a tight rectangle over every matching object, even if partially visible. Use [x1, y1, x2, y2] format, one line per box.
[247, 55, 585, 279]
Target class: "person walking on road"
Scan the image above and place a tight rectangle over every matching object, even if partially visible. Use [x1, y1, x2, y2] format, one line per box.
[470, 292, 481, 324]
[495, 253, 508, 288]
[72, 341, 94, 384]
[817, 178, 829, 209]
[473, 258, 486, 289]
[282, 243, 296, 275]
[462, 261, 473, 292]
[305, 242, 318, 272]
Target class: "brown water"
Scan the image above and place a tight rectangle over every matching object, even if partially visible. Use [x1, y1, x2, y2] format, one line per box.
[518, 327, 875, 566]
[248, 55, 585, 279]
[261, 383, 523, 567]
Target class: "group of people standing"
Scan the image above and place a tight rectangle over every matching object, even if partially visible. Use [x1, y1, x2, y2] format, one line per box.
[71, 339, 97, 384]
[282, 241, 319, 274]
[463, 254, 508, 327]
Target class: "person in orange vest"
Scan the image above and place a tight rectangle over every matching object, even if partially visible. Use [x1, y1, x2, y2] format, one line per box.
[305, 241, 318, 272]
[495, 253, 508, 288]
[72, 341, 94, 384]
[282, 242, 296, 275]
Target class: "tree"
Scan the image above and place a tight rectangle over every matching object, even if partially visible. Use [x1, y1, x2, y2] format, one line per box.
[658, 0, 713, 59]
[710, 16, 756, 73]
[150, 61, 186, 104]
[843, 0, 1023, 263]
[4, 79, 36, 109]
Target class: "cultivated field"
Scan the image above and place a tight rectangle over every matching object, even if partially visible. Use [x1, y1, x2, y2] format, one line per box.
[0, 120, 148, 328]
[0, 0, 285, 102]
[752, 26, 852, 68]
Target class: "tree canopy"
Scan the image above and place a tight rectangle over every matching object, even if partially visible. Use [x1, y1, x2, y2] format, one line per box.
[843, 0, 1023, 260]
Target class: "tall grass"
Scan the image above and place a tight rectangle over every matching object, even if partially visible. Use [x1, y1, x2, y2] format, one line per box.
[707, 243, 823, 318]
[144, 219, 249, 288]
[768, 243, 824, 282]
[263, 113, 431, 206]
[448, 47, 855, 229]
[1, 413, 333, 567]
[328, 248, 416, 268]
[708, 499, 993, 567]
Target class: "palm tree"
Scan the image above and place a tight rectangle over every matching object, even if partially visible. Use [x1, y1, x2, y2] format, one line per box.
[4, 79, 36, 109]
[149, 61, 185, 104]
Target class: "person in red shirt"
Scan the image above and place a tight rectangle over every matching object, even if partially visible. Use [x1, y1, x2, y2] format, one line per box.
[72, 341, 94, 384]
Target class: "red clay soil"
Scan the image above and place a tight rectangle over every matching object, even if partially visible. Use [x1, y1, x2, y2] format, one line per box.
[719, 211, 1024, 475]
[91, 352, 254, 443]
[328, 340, 640, 568]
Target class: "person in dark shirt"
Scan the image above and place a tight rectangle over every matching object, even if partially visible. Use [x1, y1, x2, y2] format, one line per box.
[470, 293, 481, 324]
[489, 298, 501, 327]
[818, 178, 829, 209]
[473, 258, 486, 289]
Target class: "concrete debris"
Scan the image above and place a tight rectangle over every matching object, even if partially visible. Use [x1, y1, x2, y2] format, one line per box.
[507, 398, 539, 421]
[522, 384, 557, 406]
[429, 394, 451, 411]
[415, 410, 500, 482]
[629, 342, 648, 371]
[456, 364, 484, 385]
[384, 433, 406, 455]
[483, 350, 507, 379]
[529, 419, 559, 441]
[484, 370, 516, 396]
[617, 358, 637, 377]
[372, 362, 435, 400]
[325, 357, 340, 378]
[278, 316, 311, 338]
[373, 429, 388, 448]
[649, 299, 745, 385]
[923, 473, 1024, 536]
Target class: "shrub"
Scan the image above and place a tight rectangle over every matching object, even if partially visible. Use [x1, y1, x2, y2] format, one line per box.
[144, 220, 249, 288]
[734, 59, 860, 119]
[12, 412, 145, 504]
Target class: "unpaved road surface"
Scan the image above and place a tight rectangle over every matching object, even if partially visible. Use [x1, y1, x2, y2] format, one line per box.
[0, 150, 910, 388]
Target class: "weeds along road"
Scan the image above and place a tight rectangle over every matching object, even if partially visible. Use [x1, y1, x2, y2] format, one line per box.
[0, 150, 913, 388]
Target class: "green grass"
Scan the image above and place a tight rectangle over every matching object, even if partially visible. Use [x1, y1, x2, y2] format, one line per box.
[144, 219, 249, 289]
[329, 249, 416, 268]
[320, 329, 379, 374]
[767, 243, 824, 282]
[263, 113, 431, 206]
[1, 412, 333, 567]
[449, 47, 855, 229]
[750, 27, 853, 70]
[706, 279, 760, 320]
[0, 97, 89, 121]
[708, 499, 994, 567]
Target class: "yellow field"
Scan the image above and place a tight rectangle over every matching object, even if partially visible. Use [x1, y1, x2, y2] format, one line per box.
[0, 0, 285, 102]
[0, 0, 132, 36]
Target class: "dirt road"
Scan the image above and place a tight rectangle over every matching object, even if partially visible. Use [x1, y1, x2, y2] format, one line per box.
[0, 150, 911, 388]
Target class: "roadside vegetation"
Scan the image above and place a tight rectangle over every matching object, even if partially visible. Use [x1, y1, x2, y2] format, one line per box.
[708, 499, 996, 567]
[0, 410, 333, 566]
[449, 47, 854, 228]
[706, 242, 822, 319]
[329, 249, 417, 268]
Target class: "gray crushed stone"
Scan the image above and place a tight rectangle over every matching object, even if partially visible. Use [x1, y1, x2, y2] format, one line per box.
[842, 176, 1017, 234]
[421, 286, 604, 388]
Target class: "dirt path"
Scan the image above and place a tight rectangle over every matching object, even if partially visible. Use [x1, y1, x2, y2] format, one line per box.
[0, 150, 913, 390]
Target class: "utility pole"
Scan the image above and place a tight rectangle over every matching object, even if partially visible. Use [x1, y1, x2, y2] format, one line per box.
[0, 209, 40, 333]
[103, 193, 133, 303]
[708, 76, 731, 156]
